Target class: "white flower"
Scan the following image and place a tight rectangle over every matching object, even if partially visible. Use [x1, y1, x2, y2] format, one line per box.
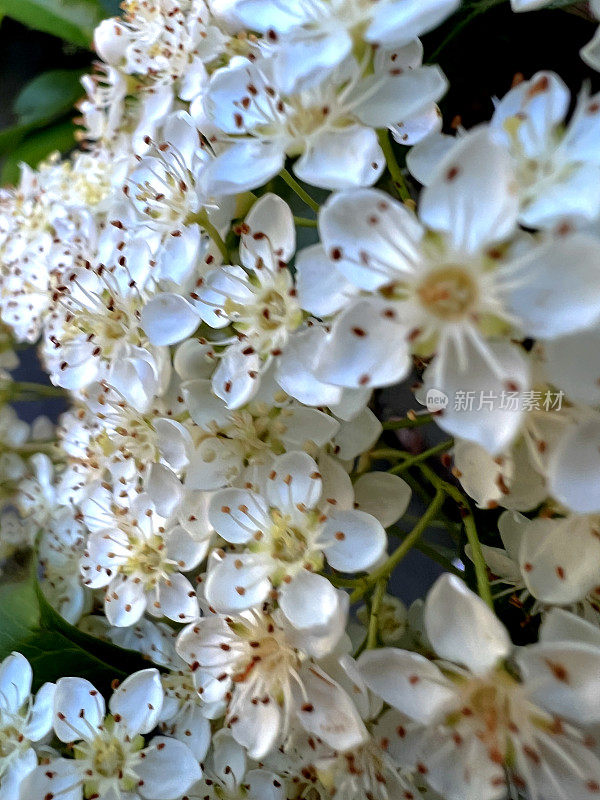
[176, 604, 368, 757]
[186, 729, 286, 800]
[41, 255, 169, 408]
[490, 71, 600, 229]
[185, 391, 341, 491]
[547, 415, 600, 515]
[72, 382, 194, 490]
[471, 510, 600, 622]
[39, 506, 91, 624]
[359, 574, 600, 800]
[142, 193, 343, 408]
[203, 54, 447, 193]
[452, 387, 569, 511]
[204, 450, 389, 629]
[308, 129, 600, 453]
[228, 0, 457, 94]
[95, 0, 227, 92]
[81, 492, 201, 626]
[410, 71, 600, 230]
[21, 670, 201, 800]
[0, 653, 55, 800]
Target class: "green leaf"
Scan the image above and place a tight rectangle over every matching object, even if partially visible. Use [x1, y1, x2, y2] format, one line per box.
[0, 69, 85, 160]
[0, 555, 153, 693]
[1, 119, 76, 185]
[0, 123, 33, 158]
[0, 0, 107, 48]
[14, 69, 85, 125]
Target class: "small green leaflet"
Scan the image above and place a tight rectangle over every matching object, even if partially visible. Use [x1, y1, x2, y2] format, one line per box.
[0, 0, 109, 49]
[0, 554, 156, 694]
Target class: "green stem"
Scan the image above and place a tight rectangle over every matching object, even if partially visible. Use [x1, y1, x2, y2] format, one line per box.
[418, 463, 494, 609]
[377, 129, 410, 201]
[280, 169, 320, 213]
[382, 414, 433, 430]
[389, 440, 453, 474]
[366, 579, 387, 650]
[350, 488, 445, 603]
[194, 211, 229, 262]
[327, 573, 361, 588]
[2, 381, 67, 401]
[369, 447, 405, 462]
[293, 216, 317, 228]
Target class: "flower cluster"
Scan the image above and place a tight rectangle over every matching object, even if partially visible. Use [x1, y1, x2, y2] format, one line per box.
[1, 1, 600, 799]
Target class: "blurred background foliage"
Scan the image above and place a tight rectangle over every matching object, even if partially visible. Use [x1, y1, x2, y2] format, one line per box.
[0, 0, 121, 183]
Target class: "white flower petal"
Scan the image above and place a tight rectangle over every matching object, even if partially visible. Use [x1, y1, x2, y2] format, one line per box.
[204, 552, 271, 612]
[424, 337, 529, 454]
[247, 769, 286, 800]
[205, 140, 284, 195]
[319, 188, 425, 290]
[367, 0, 460, 46]
[519, 516, 600, 604]
[0, 652, 32, 712]
[1, 749, 37, 800]
[136, 736, 201, 799]
[186, 436, 243, 490]
[321, 509, 387, 572]
[267, 451, 322, 511]
[280, 406, 340, 450]
[279, 571, 340, 629]
[274, 30, 352, 93]
[212, 344, 261, 409]
[209, 488, 269, 544]
[425, 574, 511, 674]
[275, 328, 344, 407]
[540, 608, 600, 647]
[548, 419, 600, 514]
[164, 704, 211, 761]
[333, 407, 381, 461]
[502, 234, 600, 339]
[146, 463, 183, 519]
[354, 67, 448, 129]
[294, 126, 384, 190]
[544, 327, 600, 405]
[53, 677, 104, 742]
[241, 192, 295, 263]
[105, 575, 147, 627]
[156, 573, 199, 623]
[406, 131, 456, 185]
[420, 127, 519, 253]
[295, 243, 358, 317]
[228, 692, 281, 759]
[110, 669, 164, 735]
[141, 294, 199, 346]
[358, 647, 455, 723]
[353, 472, 412, 528]
[182, 379, 231, 429]
[295, 664, 368, 752]
[313, 298, 411, 389]
[165, 525, 208, 572]
[516, 642, 600, 725]
[25, 682, 55, 741]
[19, 759, 81, 800]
